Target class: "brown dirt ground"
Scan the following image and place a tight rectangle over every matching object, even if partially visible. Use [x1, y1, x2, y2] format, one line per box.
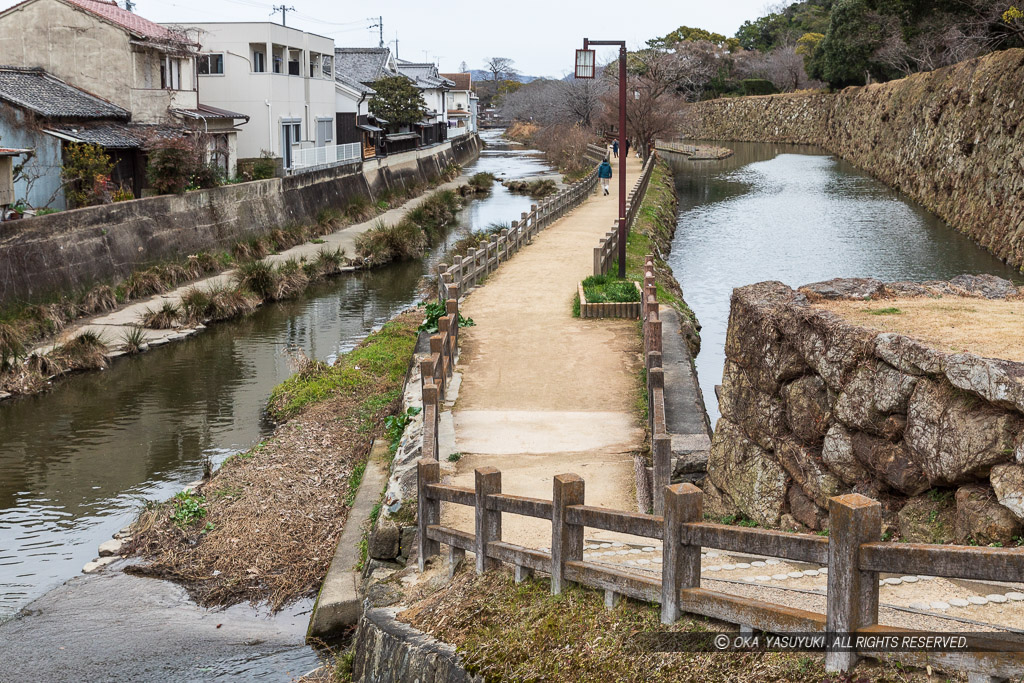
[126, 311, 421, 611]
[817, 297, 1024, 362]
[397, 568, 952, 683]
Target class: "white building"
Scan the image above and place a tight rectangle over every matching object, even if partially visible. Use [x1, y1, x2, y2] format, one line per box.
[177, 22, 338, 170]
[439, 72, 479, 136]
[395, 60, 452, 146]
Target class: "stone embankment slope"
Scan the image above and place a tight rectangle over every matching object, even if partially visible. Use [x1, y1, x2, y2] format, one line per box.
[677, 48, 1024, 272]
[441, 153, 645, 547]
[23, 175, 470, 360]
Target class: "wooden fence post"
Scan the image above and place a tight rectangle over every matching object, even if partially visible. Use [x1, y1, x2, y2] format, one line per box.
[648, 366, 664, 437]
[826, 493, 882, 672]
[661, 483, 702, 624]
[551, 473, 584, 595]
[446, 299, 459, 351]
[475, 467, 502, 573]
[653, 434, 672, 515]
[421, 382, 439, 461]
[442, 272, 455, 300]
[417, 459, 440, 571]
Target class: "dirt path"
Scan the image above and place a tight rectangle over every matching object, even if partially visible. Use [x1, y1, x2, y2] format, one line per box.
[442, 150, 646, 548]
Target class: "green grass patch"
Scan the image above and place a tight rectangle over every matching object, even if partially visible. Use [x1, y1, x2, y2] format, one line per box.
[867, 307, 903, 315]
[267, 315, 419, 422]
[169, 491, 207, 527]
[581, 273, 641, 303]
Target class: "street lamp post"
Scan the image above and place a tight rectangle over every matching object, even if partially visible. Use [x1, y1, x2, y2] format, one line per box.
[576, 38, 627, 278]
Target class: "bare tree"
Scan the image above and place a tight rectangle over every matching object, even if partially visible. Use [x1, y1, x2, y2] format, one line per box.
[738, 44, 818, 91]
[484, 57, 517, 83]
[601, 49, 704, 159]
[459, 60, 468, 72]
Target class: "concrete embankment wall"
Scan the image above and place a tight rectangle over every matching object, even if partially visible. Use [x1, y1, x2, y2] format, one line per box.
[353, 608, 481, 683]
[0, 135, 481, 305]
[706, 275, 1024, 546]
[677, 48, 1024, 271]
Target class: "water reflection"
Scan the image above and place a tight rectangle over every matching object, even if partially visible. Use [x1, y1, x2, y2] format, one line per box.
[665, 142, 1021, 425]
[0, 129, 550, 619]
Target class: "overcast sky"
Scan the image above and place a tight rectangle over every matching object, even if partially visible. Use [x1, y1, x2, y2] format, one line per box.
[138, 0, 775, 77]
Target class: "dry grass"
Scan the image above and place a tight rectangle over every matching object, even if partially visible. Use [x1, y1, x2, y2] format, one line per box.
[126, 311, 421, 610]
[399, 569, 942, 683]
[817, 297, 1024, 361]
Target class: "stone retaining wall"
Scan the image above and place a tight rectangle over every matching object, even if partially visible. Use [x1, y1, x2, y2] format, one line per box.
[0, 135, 481, 305]
[353, 607, 482, 683]
[677, 48, 1024, 272]
[706, 275, 1024, 545]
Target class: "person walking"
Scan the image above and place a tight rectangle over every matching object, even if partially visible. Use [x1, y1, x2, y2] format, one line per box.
[598, 157, 613, 196]
[612, 139, 619, 158]
[624, 139, 630, 158]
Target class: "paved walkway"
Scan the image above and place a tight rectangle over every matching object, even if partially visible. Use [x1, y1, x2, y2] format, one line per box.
[442, 151, 646, 548]
[30, 176, 469, 356]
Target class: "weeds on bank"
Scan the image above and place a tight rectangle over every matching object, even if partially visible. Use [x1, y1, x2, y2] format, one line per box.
[127, 312, 421, 610]
[417, 300, 475, 333]
[384, 406, 422, 453]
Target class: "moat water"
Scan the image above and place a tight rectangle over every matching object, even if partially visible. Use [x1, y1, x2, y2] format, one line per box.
[664, 142, 1022, 426]
[0, 131, 552, 677]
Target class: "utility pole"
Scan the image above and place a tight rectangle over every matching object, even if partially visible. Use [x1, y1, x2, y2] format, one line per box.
[390, 34, 400, 60]
[271, 5, 295, 26]
[368, 16, 384, 48]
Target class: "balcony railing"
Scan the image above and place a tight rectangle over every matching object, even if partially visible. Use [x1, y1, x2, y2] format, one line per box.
[289, 142, 361, 174]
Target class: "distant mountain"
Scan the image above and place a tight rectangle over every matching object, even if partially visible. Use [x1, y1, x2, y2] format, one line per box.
[468, 69, 540, 84]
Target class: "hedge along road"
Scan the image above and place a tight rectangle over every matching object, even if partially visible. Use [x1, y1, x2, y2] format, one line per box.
[0, 130, 553, 679]
[442, 149, 647, 549]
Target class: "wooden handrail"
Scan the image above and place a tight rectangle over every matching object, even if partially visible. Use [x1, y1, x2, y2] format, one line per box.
[417, 461, 1024, 679]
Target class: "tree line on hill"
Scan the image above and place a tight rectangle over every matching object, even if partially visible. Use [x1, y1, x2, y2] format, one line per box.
[490, 0, 1023, 169]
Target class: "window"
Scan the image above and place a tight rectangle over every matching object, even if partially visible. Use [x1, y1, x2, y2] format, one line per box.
[160, 57, 181, 89]
[252, 47, 266, 73]
[197, 54, 224, 75]
[315, 118, 333, 147]
[309, 53, 320, 79]
[288, 50, 301, 76]
[321, 55, 333, 78]
[273, 56, 282, 74]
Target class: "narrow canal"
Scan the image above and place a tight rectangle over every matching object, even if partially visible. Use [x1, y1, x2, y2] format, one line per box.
[664, 142, 1023, 425]
[0, 129, 553, 625]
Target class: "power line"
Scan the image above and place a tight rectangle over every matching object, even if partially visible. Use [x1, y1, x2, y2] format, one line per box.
[270, 4, 295, 26]
[367, 15, 383, 48]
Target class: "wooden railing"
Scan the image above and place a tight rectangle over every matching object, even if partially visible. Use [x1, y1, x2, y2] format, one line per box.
[642, 255, 670, 515]
[437, 166, 600, 300]
[417, 462, 1024, 679]
[593, 152, 658, 276]
[420, 298, 460, 461]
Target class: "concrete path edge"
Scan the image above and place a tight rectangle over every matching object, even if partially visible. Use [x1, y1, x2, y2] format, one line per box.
[307, 439, 390, 638]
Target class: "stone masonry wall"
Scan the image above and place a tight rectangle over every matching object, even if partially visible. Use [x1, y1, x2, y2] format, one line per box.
[0, 135, 481, 305]
[706, 275, 1024, 545]
[677, 48, 1024, 272]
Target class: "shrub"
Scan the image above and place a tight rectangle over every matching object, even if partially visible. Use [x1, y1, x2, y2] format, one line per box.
[121, 325, 146, 354]
[62, 143, 115, 208]
[250, 151, 277, 180]
[468, 172, 495, 192]
[0, 323, 26, 371]
[354, 218, 426, 265]
[80, 285, 118, 314]
[147, 137, 198, 195]
[741, 78, 778, 96]
[140, 301, 181, 329]
[234, 260, 278, 299]
[112, 186, 135, 202]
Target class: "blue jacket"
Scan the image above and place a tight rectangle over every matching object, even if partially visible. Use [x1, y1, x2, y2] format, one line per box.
[598, 161, 613, 179]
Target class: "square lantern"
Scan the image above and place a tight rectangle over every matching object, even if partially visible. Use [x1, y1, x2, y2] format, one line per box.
[575, 49, 596, 79]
